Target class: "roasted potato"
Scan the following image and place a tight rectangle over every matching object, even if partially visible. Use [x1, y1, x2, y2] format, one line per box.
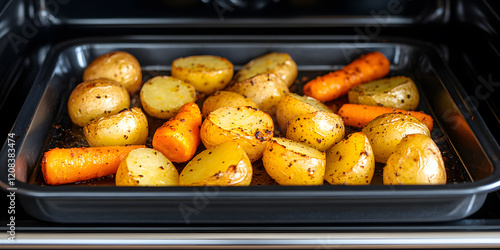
[362, 113, 430, 163]
[201, 91, 257, 118]
[286, 110, 345, 151]
[276, 93, 332, 132]
[115, 148, 179, 186]
[67, 79, 130, 127]
[225, 73, 289, 116]
[179, 142, 252, 186]
[262, 137, 326, 185]
[83, 51, 143, 95]
[233, 52, 298, 87]
[171, 55, 234, 94]
[348, 76, 420, 110]
[140, 76, 197, 119]
[384, 134, 446, 185]
[324, 132, 375, 185]
[83, 107, 148, 147]
[200, 106, 274, 162]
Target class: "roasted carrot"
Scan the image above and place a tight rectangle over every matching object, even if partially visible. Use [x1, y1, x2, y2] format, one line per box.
[152, 102, 202, 163]
[42, 145, 145, 185]
[303, 52, 390, 102]
[338, 104, 434, 131]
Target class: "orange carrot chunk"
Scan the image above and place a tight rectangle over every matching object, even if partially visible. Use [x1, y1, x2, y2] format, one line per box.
[338, 104, 434, 131]
[303, 52, 390, 102]
[152, 102, 202, 163]
[42, 145, 145, 185]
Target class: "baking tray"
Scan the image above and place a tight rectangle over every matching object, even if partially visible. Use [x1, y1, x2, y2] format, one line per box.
[1, 35, 499, 224]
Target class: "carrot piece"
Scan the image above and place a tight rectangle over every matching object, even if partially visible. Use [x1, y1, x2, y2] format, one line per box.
[152, 102, 202, 163]
[338, 104, 434, 131]
[41, 145, 145, 185]
[303, 52, 390, 102]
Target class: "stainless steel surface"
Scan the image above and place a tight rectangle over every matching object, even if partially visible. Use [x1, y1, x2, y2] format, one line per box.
[2, 232, 500, 249]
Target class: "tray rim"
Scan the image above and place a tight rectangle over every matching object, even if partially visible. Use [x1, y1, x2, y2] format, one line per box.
[1, 34, 500, 199]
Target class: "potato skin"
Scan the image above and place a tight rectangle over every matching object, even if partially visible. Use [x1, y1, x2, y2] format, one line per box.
[286, 111, 345, 151]
[325, 132, 375, 185]
[348, 76, 420, 110]
[201, 91, 257, 118]
[200, 106, 274, 162]
[83, 107, 148, 147]
[67, 79, 130, 127]
[83, 51, 143, 95]
[115, 148, 179, 186]
[226, 73, 289, 116]
[362, 113, 430, 163]
[262, 137, 326, 185]
[171, 55, 234, 94]
[233, 52, 298, 87]
[140, 76, 197, 119]
[383, 134, 446, 185]
[276, 93, 332, 132]
[179, 142, 252, 186]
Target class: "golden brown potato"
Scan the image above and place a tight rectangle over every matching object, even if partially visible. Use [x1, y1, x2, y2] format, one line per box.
[179, 142, 252, 186]
[115, 148, 179, 186]
[200, 106, 274, 162]
[83, 51, 143, 95]
[201, 91, 257, 118]
[383, 134, 446, 185]
[362, 113, 430, 163]
[262, 137, 326, 185]
[286, 111, 345, 151]
[233, 52, 298, 87]
[324, 132, 375, 185]
[225, 73, 289, 116]
[276, 93, 332, 132]
[83, 107, 148, 147]
[171, 55, 234, 94]
[67, 79, 130, 127]
[348, 76, 420, 110]
[140, 76, 197, 119]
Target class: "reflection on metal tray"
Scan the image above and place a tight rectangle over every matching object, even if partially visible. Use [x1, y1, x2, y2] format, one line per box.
[1, 36, 499, 224]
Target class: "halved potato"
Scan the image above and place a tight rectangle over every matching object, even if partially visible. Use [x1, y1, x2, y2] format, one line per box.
[201, 91, 257, 118]
[225, 73, 289, 116]
[324, 132, 375, 185]
[83, 107, 148, 147]
[362, 113, 430, 163]
[276, 93, 332, 132]
[83, 51, 143, 95]
[179, 142, 252, 186]
[200, 106, 274, 162]
[286, 110, 345, 151]
[233, 52, 298, 87]
[140, 76, 197, 119]
[348, 76, 420, 110]
[384, 134, 446, 185]
[67, 79, 130, 127]
[171, 55, 234, 94]
[115, 148, 179, 186]
[262, 137, 326, 185]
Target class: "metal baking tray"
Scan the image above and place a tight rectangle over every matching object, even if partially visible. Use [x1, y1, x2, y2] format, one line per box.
[1, 35, 499, 223]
